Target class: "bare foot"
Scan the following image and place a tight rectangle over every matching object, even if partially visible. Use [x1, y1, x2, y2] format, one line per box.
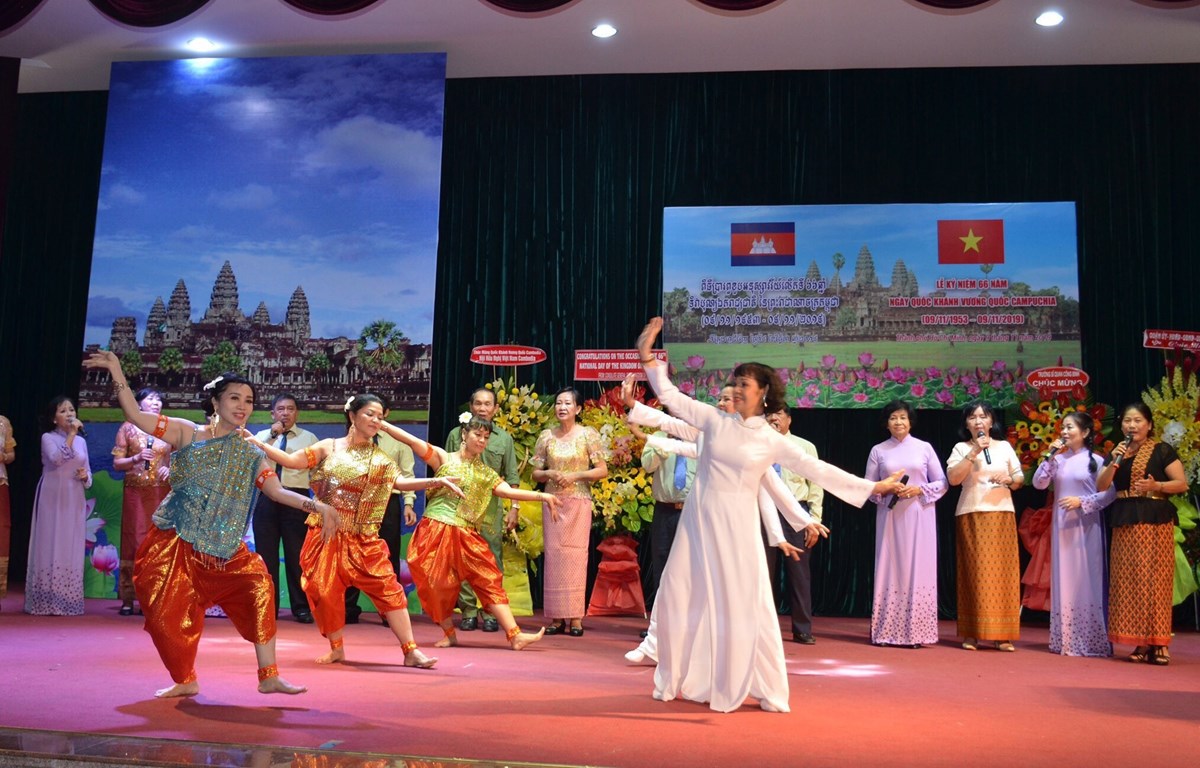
[434, 633, 458, 648]
[404, 648, 438, 669]
[258, 675, 307, 695]
[510, 627, 546, 651]
[316, 646, 345, 665]
[154, 681, 199, 698]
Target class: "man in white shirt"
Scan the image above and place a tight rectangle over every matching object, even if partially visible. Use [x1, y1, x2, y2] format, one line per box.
[765, 406, 824, 644]
[252, 393, 319, 623]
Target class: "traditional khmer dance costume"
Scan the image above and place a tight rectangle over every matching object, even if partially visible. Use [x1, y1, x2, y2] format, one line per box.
[300, 443, 410, 637]
[133, 432, 275, 685]
[406, 456, 510, 629]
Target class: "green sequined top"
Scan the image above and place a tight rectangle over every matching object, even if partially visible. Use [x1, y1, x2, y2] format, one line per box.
[423, 454, 502, 529]
[152, 432, 264, 560]
[307, 442, 401, 536]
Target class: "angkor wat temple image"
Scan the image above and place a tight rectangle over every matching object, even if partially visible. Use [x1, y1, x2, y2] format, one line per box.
[80, 261, 431, 412]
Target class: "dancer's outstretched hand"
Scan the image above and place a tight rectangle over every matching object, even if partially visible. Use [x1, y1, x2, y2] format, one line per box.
[620, 373, 638, 408]
[636, 317, 663, 362]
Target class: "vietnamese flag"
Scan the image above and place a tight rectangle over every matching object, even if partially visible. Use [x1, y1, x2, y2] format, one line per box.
[731, 222, 795, 267]
[937, 219, 1005, 264]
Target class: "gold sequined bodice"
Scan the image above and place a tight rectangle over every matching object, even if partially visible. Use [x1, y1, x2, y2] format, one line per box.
[308, 442, 400, 536]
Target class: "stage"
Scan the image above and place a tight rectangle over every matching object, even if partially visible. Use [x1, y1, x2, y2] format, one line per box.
[0, 590, 1195, 768]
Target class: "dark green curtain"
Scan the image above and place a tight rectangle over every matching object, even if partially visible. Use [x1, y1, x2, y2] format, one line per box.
[0, 91, 108, 580]
[434, 65, 1200, 619]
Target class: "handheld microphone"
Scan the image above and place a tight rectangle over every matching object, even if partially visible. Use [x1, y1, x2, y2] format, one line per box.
[75, 420, 87, 439]
[1111, 432, 1133, 468]
[887, 474, 911, 509]
[145, 435, 155, 470]
[977, 431, 991, 464]
[1044, 440, 1063, 460]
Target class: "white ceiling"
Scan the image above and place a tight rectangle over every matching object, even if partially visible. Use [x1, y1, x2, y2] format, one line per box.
[2, 0, 1200, 93]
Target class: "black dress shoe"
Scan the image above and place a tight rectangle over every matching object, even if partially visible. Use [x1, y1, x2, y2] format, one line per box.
[792, 632, 816, 645]
[480, 616, 499, 633]
[568, 625, 585, 637]
[119, 604, 134, 616]
[460, 616, 478, 631]
[294, 612, 315, 624]
[544, 621, 566, 635]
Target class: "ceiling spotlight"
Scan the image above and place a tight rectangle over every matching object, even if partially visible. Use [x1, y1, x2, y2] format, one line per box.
[185, 37, 218, 53]
[1035, 11, 1064, 27]
[591, 24, 617, 39]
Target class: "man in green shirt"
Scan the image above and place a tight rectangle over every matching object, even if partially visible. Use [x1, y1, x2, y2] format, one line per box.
[444, 387, 520, 632]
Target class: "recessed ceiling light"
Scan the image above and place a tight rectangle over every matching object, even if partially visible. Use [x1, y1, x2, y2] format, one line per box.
[592, 24, 617, 39]
[1035, 11, 1064, 27]
[185, 37, 218, 53]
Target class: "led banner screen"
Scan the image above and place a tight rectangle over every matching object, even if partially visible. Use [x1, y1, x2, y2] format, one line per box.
[662, 202, 1080, 409]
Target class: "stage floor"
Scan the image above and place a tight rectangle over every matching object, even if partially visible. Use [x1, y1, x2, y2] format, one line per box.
[1, 590, 1196, 768]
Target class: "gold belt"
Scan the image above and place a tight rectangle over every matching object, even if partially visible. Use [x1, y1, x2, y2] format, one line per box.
[1116, 490, 1167, 500]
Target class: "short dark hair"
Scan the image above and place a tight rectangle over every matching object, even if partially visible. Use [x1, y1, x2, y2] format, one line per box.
[134, 388, 162, 405]
[958, 400, 1003, 441]
[553, 386, 583, 407]
[731, 362, 787, 415]
[270, 392, 299, 410]
[469, 387, 496, 406]
[882, 400, 915, 429]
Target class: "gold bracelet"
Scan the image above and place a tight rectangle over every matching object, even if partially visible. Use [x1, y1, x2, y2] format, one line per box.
[112, 381, 128, 395]
[640, 357, 654, 364]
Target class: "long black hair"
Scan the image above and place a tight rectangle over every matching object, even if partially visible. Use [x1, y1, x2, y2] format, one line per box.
[201, 372, 256, 417]
[42, 396, 74, 433]
[344, 393, 386, 429]
[1061, 411, 1099, 475]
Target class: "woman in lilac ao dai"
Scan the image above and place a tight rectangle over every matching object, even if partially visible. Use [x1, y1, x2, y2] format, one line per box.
[1031, 412, 1114, 657]
[865, 401, 947, 647]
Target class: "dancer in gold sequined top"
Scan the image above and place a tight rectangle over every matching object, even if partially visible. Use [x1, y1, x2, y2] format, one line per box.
[85, 350, 333, 699]
[253, 393, 463, 670]
[384, 414, 557, 651]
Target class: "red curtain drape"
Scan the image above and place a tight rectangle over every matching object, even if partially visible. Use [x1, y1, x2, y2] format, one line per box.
[0, 0, 47, 34]
[86, 0, 210, 28]
[279, 0, 385, 14]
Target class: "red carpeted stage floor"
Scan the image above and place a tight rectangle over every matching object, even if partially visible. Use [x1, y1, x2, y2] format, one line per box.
[0, 590, 1196, 768]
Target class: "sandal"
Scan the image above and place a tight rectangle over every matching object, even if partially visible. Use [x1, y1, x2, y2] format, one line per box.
[1149, 646, 1171, 666]
[1127, 646, 1149, 663]
[961, 637, 978, 651]
[995, 641, 1016, 653]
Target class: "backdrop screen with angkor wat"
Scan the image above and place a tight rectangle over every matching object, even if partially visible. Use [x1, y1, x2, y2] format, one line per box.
[79, 53, 446, 415]
[662, 202, 1080, 409]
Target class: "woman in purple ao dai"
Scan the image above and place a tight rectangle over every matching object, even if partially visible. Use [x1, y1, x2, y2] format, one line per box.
[865, 401, 947, 647]
[1031, 411, 1115, 657]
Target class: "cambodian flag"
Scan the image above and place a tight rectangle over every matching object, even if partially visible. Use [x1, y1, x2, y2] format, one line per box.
[730, 222, 795, 267]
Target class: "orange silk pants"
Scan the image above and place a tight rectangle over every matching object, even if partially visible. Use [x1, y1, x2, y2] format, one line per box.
[407, 517, 508, 625]
[133, 525, 277, 684]
[300, 527, 408, 636]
